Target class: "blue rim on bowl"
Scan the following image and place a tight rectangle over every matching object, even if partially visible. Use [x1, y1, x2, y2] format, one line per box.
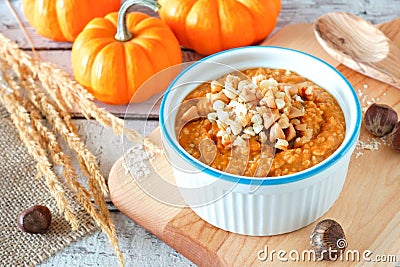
[160, 46, 362, 186]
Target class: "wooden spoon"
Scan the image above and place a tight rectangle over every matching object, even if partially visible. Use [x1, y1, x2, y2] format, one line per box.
[314, 12, 400, 89]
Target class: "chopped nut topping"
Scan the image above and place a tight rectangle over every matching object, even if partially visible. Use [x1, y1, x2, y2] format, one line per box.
[197, 98, 213, 115]
[253, 123, 264, 134]
[270, 122, 285, 143]
[275, 138, 289, 150]
[211, 91, 229, 103]
[288, 106, 305, 119]
[275, 98, 286, 109]
[285, 124, 297, 141]
[202, 72, 310, 150]
[260, 77, 278, 89]
[211, 80, 223, 93]
[278, 113, 290, 129]
[207, 112, 217, 122]
[295, 123, 307, 132]
[261, 89, 276, 108]
[263, 112, 279, 129]
[233, 136, 246, 147]
[213, 100, 225, 110]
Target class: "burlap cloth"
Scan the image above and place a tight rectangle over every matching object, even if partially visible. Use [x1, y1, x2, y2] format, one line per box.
[0, 106, 98, 266]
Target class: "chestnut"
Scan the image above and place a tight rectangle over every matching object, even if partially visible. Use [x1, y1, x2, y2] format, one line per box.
[364, 103, 398, 137]
[388, 122, 400, 151]
[310, 219, 346, 261]
[17, 205, 52, 234]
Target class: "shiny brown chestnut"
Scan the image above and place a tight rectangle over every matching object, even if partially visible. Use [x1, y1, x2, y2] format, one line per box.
[17, 205, 52, 234]
[364, 103, 398, 137]
[388, 121, 400, 151]
[310, 219, 347, 261]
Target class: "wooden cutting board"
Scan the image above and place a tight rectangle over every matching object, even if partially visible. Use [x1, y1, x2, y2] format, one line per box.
[109, 19, 400, 266]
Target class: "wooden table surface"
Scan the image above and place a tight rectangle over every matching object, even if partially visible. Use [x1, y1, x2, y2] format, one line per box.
[1, 0, 399, 266]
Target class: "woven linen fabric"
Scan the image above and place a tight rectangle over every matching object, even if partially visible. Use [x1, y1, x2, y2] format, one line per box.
[0, 106, 98, 266]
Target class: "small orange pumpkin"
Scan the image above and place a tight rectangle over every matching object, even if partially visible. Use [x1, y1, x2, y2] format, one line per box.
[22, 0, 121, 42]
[71, 0, 182, 104]
[158, 0, 281, 55]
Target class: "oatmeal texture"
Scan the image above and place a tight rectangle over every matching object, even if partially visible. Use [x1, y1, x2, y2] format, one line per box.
[176, 68, 345, 177]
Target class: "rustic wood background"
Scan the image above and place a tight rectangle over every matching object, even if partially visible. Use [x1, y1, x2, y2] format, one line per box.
[0, 0, 399, 266]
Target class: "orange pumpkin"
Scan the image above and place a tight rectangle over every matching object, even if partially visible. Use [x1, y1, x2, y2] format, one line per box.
[71, 0, 182, 105]
[21, 0, 121, 42]
[158, 0, 281, 55]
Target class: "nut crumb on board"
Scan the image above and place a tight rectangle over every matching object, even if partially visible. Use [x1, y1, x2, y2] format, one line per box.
[357, 84, 385, 113]
[354, 84, 380, 158]
[355, 84, 394, 158]
[122, 143, 155, 178]
[355, 138, 382, 158]
[355, 84, 392, 158]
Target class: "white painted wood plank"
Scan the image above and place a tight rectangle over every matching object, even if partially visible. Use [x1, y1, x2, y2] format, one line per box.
[278, 0, 400, 27]
[39, 212, 194, 267]
[74, 119, 158, 177]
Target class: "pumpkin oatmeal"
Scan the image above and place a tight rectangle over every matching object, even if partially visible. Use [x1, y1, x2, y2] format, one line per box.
[176, 68, 345, 177]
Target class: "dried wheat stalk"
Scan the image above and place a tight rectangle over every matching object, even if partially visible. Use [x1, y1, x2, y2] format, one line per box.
[21, 76, 109, 196]
[0, 64, 125, 267]
[28, 107, 124, 265]
[0, 42, 126, 265]
[0, 73, 79, 230]
[20, 73, 124, 265]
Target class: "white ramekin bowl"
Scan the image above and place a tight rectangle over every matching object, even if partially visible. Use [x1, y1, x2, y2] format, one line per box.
[160, 46, 362, 236]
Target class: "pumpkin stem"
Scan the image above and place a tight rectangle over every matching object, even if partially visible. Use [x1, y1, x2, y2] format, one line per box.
[115, 0, 161, 42]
